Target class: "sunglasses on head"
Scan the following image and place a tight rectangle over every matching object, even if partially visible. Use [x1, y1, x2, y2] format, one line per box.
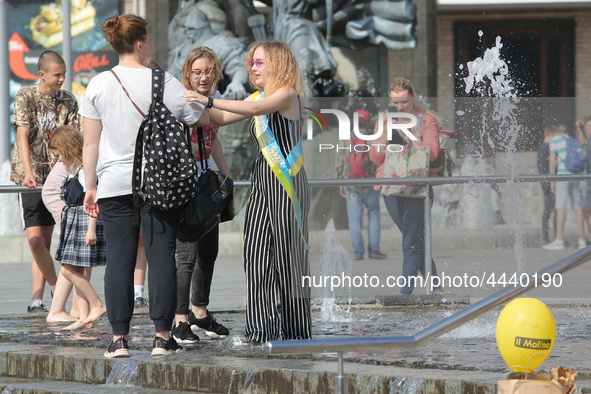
[249, 59, 264, 67]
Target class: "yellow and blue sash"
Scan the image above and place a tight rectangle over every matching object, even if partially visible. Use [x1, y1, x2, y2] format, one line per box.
[253, 90, 309, 249]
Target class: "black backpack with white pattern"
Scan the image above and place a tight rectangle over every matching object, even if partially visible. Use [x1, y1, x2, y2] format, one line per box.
[131, 69, 198, 211]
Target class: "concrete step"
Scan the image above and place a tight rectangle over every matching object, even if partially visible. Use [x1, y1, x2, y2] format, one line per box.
[3, 342, 591, 394]
[0, 342, 501, 393]
[0, 376, 188, 393]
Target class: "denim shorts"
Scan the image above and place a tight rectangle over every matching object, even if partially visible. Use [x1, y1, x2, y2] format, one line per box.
[555, 180, 583, 210]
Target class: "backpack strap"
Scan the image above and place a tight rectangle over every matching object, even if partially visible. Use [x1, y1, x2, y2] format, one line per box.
[130, 69, 162, 226]
[111, 70, 145, 117]
[152, 69, 165, 100]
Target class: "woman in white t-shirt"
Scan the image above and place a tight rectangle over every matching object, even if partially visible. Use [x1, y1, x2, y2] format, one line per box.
[80, 14, 208, 358]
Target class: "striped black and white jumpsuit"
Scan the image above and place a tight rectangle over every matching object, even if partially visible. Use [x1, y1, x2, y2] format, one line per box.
[243, 111, 311, 343]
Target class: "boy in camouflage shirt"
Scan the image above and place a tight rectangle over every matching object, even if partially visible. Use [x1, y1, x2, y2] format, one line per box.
[11, 50, 80, 313]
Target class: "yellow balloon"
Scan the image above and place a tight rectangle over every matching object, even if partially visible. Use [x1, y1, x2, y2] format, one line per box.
[496, 298, 556, 373]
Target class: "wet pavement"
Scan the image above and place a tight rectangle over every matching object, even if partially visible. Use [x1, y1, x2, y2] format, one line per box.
[1, 304, 591, 376]
[2, 228, 591, 392]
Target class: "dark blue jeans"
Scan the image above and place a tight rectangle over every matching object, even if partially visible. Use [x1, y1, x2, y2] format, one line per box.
[383, 191, 439, 295]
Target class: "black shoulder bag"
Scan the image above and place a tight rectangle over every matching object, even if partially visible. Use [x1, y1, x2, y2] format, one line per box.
[177, 126, 235, 243]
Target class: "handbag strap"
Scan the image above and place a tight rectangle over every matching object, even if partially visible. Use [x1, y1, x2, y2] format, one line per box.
[71, 165, 82, 177]
[111, 69, 145, 117]
[196, 126, 210, 171]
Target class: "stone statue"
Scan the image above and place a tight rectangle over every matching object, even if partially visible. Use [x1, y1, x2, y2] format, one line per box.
[268, 0, 341, 96]
[312, 0, 417, 51]
[167, 0, 418, 228]
[168, 4, 249, 99]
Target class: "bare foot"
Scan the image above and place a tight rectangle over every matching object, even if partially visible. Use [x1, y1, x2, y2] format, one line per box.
[46, 312, 76, 323]
[62, 320, 94, 330]
[81, 305, 107, 324]
[69, 309, 80, 320]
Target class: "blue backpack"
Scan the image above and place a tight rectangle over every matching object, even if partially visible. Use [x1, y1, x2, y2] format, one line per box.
[564, 137, 586, 173]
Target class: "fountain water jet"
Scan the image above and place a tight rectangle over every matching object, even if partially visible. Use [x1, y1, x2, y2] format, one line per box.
[313, 219, 354, 322]
[105, 359, 141, 387]
[460, 33, 528, 272]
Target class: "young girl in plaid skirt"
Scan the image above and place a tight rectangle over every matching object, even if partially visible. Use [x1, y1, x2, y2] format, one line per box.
[50, 125, 107, 330]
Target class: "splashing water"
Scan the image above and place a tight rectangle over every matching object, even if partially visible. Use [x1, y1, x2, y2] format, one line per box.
[356, 67, 378, 96]
[461, 33, 527, 272]
[463, 36, 516, 98]
[390, 376, 424, 394]
[313, 219, 354, 322]
[105, 359, 141, 386]
[243, 369, 257, 393]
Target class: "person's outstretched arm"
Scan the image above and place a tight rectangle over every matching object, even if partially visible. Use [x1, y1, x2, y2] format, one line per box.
[183, 87, 296, 126]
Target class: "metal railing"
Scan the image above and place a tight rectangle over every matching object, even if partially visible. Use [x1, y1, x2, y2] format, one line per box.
[4, 172, 591, 193]
[266, 248, 591, 393]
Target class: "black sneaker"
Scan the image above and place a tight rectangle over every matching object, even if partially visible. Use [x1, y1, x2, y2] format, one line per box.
[134, 297, 149, 309]
[171, 321, 199, 344]
[104, 337, 130, 358]
[27, 304, 48, 314]
[188, 311, 229, 339]
[151, 336, 183, 356]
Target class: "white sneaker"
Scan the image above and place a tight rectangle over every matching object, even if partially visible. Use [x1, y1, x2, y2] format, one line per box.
[542, 239, 565, 250]
[579, 239, 587, 250]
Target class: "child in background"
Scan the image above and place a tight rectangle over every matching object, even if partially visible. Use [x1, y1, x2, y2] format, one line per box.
[49, 125, 107, 329]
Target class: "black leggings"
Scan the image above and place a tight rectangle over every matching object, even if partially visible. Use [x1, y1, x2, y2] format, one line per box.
[175, 224, 219, 315]
[99, 195, 181, 334]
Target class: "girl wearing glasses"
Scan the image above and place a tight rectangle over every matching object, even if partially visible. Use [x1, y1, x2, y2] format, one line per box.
[170, 47, 232, 344]
[183, 41, 311, 344]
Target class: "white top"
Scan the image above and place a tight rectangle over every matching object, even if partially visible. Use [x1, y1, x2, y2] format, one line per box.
[79, 65, 205, 200]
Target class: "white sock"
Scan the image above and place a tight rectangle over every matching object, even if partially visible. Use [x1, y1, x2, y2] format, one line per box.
[30, 299, 42, 307]
[134, 285, 144, 299]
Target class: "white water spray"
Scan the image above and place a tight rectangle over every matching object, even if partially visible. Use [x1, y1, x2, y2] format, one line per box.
[313, 219, 353, 322]
[461, 32, 527, 272]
